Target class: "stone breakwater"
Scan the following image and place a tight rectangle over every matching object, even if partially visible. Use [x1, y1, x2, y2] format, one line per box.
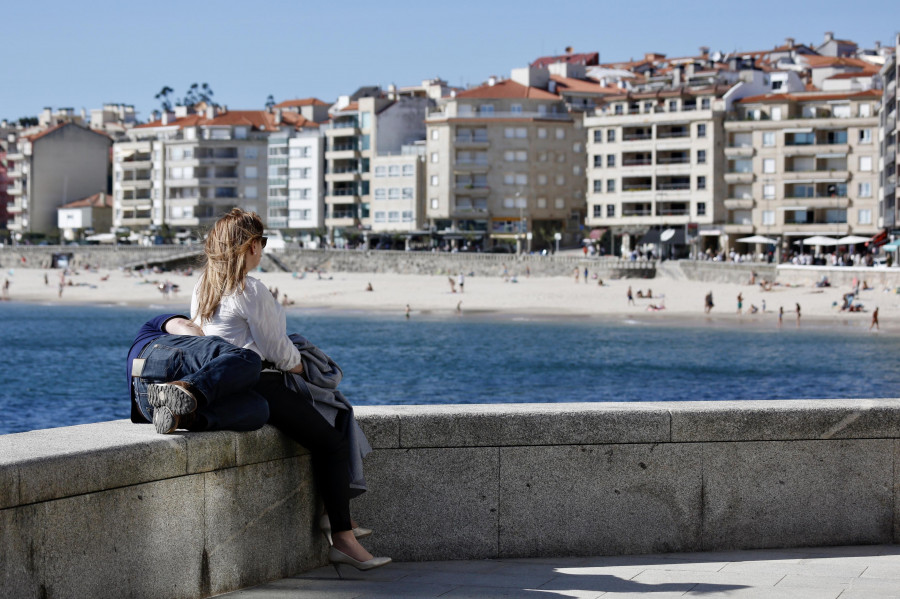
[2, 400, 900, 598]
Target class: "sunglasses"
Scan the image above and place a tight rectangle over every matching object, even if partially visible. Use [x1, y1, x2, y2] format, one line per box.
[259, 236, 268, 249]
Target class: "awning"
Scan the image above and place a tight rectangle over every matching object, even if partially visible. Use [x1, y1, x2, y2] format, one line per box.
[836, 235, 871, 245]
[802, 236, 840, 246]
[737, 235, 778, 244]
[783, 127, 813, 133]
[882, 243, 899, 251]
[699, 229, 722, 236]
[588, 228, 607, 240]
[870, 230, 889, 247]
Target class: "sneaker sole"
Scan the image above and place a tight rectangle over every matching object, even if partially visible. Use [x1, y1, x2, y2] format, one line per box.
[147, 383, 197, 415]
[153, 406, 179, 434]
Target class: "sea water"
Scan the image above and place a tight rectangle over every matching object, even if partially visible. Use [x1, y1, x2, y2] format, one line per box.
[1, 302, 897, 434]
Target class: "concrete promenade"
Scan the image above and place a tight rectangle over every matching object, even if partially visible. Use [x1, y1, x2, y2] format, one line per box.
[222, 544, 900, 598]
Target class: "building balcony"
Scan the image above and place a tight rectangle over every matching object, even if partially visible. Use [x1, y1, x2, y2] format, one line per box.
[724, 146, 754, 157]
[781, 170, 849, 181]
[166, 179, 201, 188]
[622, 133, 653, 142]
[196, 156, 240, 166]
[724, 172, 754, 183]
[453, 138, 490, 149]
[120, 179, 152, 189]
[454, 185, 490, 195]
[782, 144, 850, 156]
[8, 199, 24, 213]
[326, 126, 361, 137]
[326, 216, 358, 227]
[7, 185, 24, 196]
[785, 198, 850, 209]
[326, 148, 361, 160]
[724, 224, 754, 234]
[453, 162, 490, 172]
[781, 222, 849, 234]
[325, 193, 360, 204]
[6, 151, 24, 161]
[328, 170, 361, 182]
[724, 198, 754, 210]
[120, 159, 152, 169]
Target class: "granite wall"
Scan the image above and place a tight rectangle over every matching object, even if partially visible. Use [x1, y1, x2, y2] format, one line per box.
[2, 400, 899, 598]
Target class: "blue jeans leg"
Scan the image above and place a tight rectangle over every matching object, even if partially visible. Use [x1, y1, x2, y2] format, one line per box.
[134, 334, 268, 431]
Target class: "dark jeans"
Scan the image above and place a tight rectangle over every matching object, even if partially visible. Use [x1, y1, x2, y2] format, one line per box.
[133, 334, 269, 432]
[256, 372, 353, 532]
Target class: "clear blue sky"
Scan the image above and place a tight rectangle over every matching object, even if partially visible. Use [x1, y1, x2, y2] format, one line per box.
[3, 0, 897, 122]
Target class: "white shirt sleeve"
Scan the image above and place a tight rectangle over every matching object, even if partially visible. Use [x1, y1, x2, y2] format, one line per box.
[237, 278, 302, 371]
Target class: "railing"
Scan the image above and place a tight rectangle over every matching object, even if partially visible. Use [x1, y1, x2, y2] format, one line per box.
[454, 136, 489, 143]
[430, 110, 570, 121]
[656, 157, 690, 164]
[329, 145, 359, 152]
[623, 159, 652, 166]
[657, 131, 690, 139]
[657, 208, 689, 215]
[623, 184, 652, 192]
[623, 133, 652, 141]
[656, 183, 691, 191]
[622, 208, 652, 216]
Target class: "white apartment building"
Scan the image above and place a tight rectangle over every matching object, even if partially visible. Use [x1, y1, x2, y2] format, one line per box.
[425, 76, 584, 252]
[723, 90, 881, 253]
[324, 94, 430, 244]
[266, 126, 325, 233]
[369, 146, 426, 244]
[584, 87, 728, 256]
[879, 37, 898, 232]
[114, 107, 274, 233]
[5, 123, 111, 237]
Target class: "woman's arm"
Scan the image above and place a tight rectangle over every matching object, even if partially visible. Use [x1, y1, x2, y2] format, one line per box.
[240, 279, 303, 371]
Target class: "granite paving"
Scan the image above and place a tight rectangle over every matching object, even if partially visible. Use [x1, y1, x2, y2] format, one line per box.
[217, 544, 900, 598]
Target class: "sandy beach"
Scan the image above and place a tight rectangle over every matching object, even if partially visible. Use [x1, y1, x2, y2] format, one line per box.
[3, 264, 898, 333]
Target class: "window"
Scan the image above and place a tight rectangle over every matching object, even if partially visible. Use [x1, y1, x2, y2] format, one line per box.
[504, 151, 515, 162]
[697, 176, 706, 190]
[833, 104, 851, 118]
[388, 188, 401, 199]
[374, 166, 386, 177]
[696, 202, 706, 216]
[299, 168, 311, 179]
[402, 187, 413, 199]
[668, 100, 678, 112]
[556, 175, 565, 186]
[388, 165, 400, 177]
[431, 152, 439, 163]
[859, 129, 872, 143]
[593, 155, 603, 168]
[244, 186, 257, 199]
[573, 165, 582, 175]
[607, 155, 615, 167]
[402, 164, 414, 176]
[430, 198, 438, 209]
[762, 132, 775, 147]
[593, 130, 603, 143]
[537, 128, 547, 139]
[510, 104, 522, 114]
[614, 104, 624, 115]
[537, 198, 547, 208]
[538, 174, 548, 185]
[771, 107, 782, 121]
[480, 104, 494, 115]
[763, 158, 776, 174]
[697, 123, 706, 138]
[859, 208, 872, 224]
[573, 143, 582, 153]
[701, 98, 710, 110]
[555, 198, 565, 209]
[516, 173, 527, 185]
[858, 182, 872, 197]
[431, 129, 439, 140]
[374, 211, 386, 223]
[762, 210, 775, 226]
[556, 128, 565, 139]
[859, 156, 872, 171]
[503, 197, 515, 208]
[516, 151, 527, 162]
[697, 150, 706, 164]
[593, 205, 603, 217]
[593, 180, 603, 192]
[607, 129, 615, 142]
[607, 179, 615, 192]
[538, 152, 548, 162]
[430, 175, 439, 186]
[516, 127, 527, 138]
[234, 127, 248, 139]
[607, 204, 615, 217]
[763, 184, 775, 199]
[402, 211, 413, 222]
[557, 153, 566, 163]
[859, 104, 871, 117]
[504, 173, 515, 185]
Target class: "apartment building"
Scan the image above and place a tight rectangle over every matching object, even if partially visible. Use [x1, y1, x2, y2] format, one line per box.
[114, 106, 274, 233]
[425, 75, 584, 252]
[6, 123, 111, 237]
[723, 90, 881, 252]
[880, 37, 898, 231]
[324, 94, 430, 245]
[266, 123, 324, 234]
[369, 145, 426, 243]
[584, 86, 729, 256]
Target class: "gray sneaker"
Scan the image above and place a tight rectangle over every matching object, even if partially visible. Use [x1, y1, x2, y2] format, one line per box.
[148, 382, 198, 435]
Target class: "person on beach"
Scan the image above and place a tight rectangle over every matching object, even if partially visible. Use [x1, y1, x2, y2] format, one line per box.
[457, 272, 464, 294]
[737, 293, 743, 315]
[704, 291, 714, 314]
[191, 208, 389, 576]
[574, 268, 579, 283]
[583, 267, 588, 284]
[128, 314, 269, 434]
[796, 303, 801, 325]
[870, 307, 880, 331]
[627, 286, 635, 306]
[779, 306, 784, 327]
[2, 278, 9, 300]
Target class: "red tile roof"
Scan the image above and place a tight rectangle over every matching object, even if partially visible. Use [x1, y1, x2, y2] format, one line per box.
[60, 192, 112, 209]
[279, 111, 320, 129]
[826, 72, 877, 80]
[456, 79, 560, 100]
[136, 110, 277, 130]
[25, 122, 112, 143]
[531, 52, 599, 68]
[274, 98, 328, 108]
[550, 75, 621, 95]
[736, 89, 881, 103]
[801, 56, 875, 70]
[336, 102, 359, 112]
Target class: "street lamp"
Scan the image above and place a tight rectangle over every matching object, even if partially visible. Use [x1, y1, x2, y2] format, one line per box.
[515, 191, 527, 254]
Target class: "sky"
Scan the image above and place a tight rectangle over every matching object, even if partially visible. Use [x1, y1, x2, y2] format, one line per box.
[2, 0, 898, 123]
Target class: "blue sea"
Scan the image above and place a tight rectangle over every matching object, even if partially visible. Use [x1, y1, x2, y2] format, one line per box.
[1, 302, 897, 435]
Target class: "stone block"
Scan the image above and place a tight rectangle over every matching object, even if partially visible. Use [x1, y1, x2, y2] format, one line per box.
[353, 447, 499, 561]
[895, 439, 900, 544]
[234, 425, 308, 467]
[498, 443, 702, 558]
[182, 429, 238, 473]
[397, 403, 670, 448]
[2, 476, 207, 599]
[203, 455, 322, 595]
[2, 421, 188, 508]
[356, 407, 401, 448]
[670, 399, 900, 443]
[701, 439, 893, 550]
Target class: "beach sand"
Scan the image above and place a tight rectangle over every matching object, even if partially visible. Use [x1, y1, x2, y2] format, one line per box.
[2, 264, 898, 333]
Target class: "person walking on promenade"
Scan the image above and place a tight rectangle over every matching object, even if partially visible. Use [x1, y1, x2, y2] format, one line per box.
[128, 314, 269, 434]
[870, 307, 880, 331]
[583, 267, 588, 284]
[457, 272, 465, 294]
[704, 291, 714, 314]
[191, 208, 389, 576]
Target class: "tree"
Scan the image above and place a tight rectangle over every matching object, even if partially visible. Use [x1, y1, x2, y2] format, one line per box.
[265, 95, 276, 110]
[181, 83, 215, 109]
[154, 86, 174, 112]
[17, 116, 38, 127]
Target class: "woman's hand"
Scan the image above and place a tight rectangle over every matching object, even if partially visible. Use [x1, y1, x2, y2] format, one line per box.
[288, 361, 304, 374]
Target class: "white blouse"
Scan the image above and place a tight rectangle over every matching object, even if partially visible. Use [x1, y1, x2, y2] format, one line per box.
[191, 275, 302, 371]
